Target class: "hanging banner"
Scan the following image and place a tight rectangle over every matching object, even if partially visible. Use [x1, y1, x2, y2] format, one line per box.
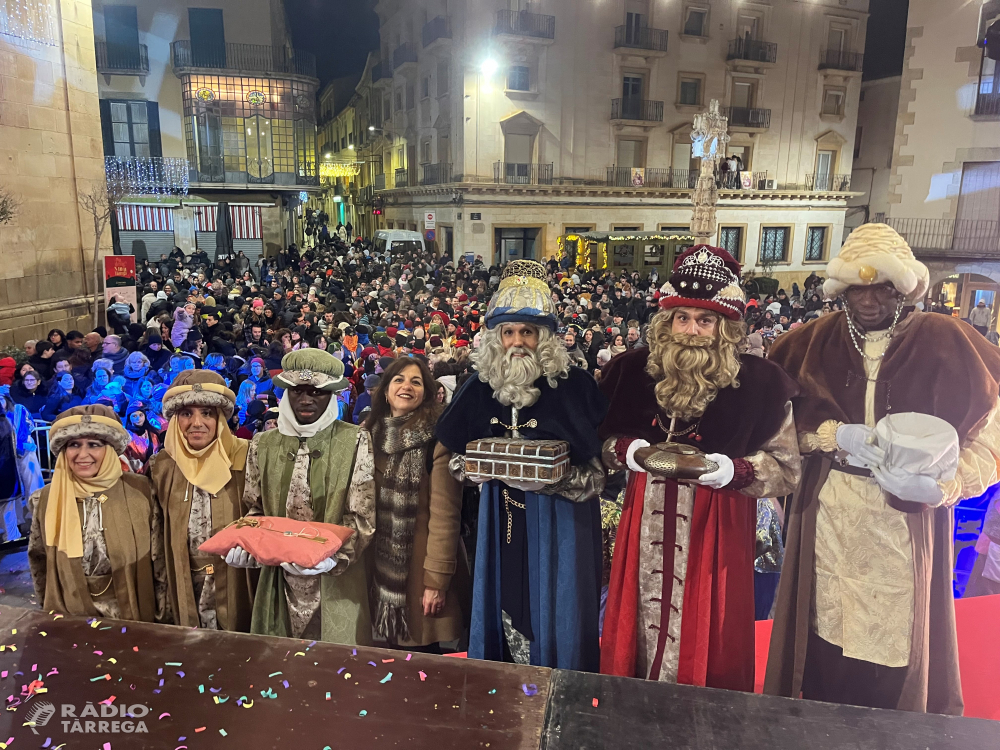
[104, 255, 137, 323]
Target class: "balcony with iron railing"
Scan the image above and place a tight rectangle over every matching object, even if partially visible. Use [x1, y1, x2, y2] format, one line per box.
[493, 9, 555, 40]
[723, 106, 771, 129]
[806, 173, 852, 191]
[727, 37, 777, 65]
[422, 16, 452, 48]
[392, 43, 418, 70]
[974, 90, 1000, 118]
[614, 25, 668, 53]
[95, 41, 149, 76]
[374, 173, 386, 190]
[819, 48, 863, 72]
[721, 170, 770, 190]
[611, 97, 664, 123]
[171, 41, 316, 78]
[605, 166, 695, 188]
[106, 156, 190, 196]
[394, 167, 410, 187]
[421, 162, 453, 185]
[494, 162, 554, 185]
[883, 218, 1000, 258]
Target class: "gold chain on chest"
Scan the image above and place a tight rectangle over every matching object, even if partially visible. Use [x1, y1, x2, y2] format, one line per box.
[502, 489, 525, 545]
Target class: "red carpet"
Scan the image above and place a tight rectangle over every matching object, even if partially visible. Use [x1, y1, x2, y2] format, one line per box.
[753, 594, 1000, 720]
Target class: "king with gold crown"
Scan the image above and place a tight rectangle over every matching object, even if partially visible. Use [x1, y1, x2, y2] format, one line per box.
[436, 260, 609, 671]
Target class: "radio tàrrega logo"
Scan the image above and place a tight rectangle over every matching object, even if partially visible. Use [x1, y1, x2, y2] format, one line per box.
[23, 702, 151, 734]
[23, 701, 56, 734]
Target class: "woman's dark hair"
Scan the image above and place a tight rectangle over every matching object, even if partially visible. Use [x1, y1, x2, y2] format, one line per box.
[48, 329, 66, 347]
[363, 356, 441, 433]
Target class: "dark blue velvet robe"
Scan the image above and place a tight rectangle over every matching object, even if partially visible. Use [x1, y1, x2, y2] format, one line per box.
[437, 369, 608, 671]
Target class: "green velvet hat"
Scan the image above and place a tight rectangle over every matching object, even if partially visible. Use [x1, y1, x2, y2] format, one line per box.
[275, 349, 349, 392]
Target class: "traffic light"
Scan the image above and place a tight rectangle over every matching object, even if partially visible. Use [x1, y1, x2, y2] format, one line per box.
[373, 197, 383, 216]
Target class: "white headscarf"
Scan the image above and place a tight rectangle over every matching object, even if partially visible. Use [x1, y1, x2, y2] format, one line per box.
[277, 391, 340, 439]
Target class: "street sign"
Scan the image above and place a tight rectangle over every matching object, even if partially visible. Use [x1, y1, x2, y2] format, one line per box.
[424, 211, 436, 229]
[426, 229, 436, 242]
[470, 212, 482, 221]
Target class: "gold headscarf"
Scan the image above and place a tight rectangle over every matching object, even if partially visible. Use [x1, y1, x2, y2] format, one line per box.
[164, 409, 242, 495]
[45, 446, 123, 559]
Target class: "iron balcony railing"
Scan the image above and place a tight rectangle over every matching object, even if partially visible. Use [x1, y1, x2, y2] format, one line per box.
[421, 162, 453, 185]
[394, 167, 409, 187]
[494, 162, 554, 185]
[883, 218, 1000, 258]
[723, 106, 771, 129]
[95, 41, 149, 75]
[422, 16, 452, 47]
[494, 9, 555, 40]
[611, 97, 664, 122]
[605, 167, 697, 188]
[806, 173, 852, 191]
[727, 37, 777, 64]
[358, 185, 375, 203]
[614, 25, 668, 52]
[392, 43, 418, 70]
[819, 48, 863, 72]
[720, 170, 769, 189]
[105, 156, 190, 195]
[171, 41, 316, 77]
[374, 173, 386, 190]
[975, 91, 1000, 117]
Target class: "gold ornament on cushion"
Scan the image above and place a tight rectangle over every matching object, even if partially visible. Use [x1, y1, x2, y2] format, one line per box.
[858, 265, 879, 283]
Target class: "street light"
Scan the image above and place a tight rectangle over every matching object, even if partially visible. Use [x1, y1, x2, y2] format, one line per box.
[481, 58, 499, 77]
[325, 152, 332, 159]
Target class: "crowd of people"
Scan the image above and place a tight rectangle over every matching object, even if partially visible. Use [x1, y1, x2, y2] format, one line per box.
[10, 222, 1000, 719]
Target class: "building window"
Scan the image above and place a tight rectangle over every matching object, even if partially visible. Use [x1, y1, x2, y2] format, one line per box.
[104, 100, 159, 157]
[822, 87, 846, 116]
[246, 115, 274, 178]
[854, 126, 862, 160]
[760, 227, 790, 263]
[683, 7, 708, 37]
[341, 136, 347, 149]
[421, 76, 430, 98]
[719, 226, 744, 261]
[437, 59, 450, 95]
[406, 83, 415, 110]
[679, 76, 701, 106]
[805, 226, 828, 261]
[192, 112, 223, 178]
[508, 66, 530, 91]
[294, 119, 316, 178]
[421, 140, 431, 163]
[395, 90, 403, 112]
[383, 95, 391, 120]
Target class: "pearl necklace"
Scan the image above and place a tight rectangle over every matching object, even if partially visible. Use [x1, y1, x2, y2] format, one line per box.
[845, 301, 903, 364]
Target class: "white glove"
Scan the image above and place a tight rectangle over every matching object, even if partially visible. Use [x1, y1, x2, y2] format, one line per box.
[625, 439, 650, 473]
[466, 473, 490, 485]
[871, 465, 944, 506]
[505, 480, 545, 492]
[836, 424, 886, 468]
[224, 546, 257, 568]
[280, 557, 337, 576]
[696, 453, 735, 489]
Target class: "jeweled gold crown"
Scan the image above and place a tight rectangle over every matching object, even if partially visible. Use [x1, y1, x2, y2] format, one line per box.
[500, 260, 547, 283]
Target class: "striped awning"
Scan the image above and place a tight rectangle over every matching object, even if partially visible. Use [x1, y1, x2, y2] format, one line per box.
[194, 205, 263, 239]
[116, 205, 174, 231]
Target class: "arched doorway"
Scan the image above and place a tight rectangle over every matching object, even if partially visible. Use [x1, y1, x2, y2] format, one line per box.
[930, 273, 1000, 336]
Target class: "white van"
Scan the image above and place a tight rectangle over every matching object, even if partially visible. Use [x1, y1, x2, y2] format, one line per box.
[374, 230, 426, 256]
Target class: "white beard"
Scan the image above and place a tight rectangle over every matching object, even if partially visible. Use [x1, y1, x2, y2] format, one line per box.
[485, 346, 543, 409]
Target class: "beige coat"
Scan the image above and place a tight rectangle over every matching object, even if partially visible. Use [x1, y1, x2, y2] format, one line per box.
[373, 441, 471, 647]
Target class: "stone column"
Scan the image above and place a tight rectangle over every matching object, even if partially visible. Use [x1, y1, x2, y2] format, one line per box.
[690, 100, 731, 246]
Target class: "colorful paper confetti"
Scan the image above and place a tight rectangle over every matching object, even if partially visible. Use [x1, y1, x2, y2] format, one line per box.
[522, 684, 539, 696]
[380, 673, 392, 684]
[418, 671, 427, 682]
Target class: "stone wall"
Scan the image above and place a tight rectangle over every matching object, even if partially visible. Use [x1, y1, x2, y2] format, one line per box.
[0, 0, 107, 346]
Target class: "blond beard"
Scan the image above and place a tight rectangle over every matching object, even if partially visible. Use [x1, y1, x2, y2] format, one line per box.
[645, 328, 741, 421]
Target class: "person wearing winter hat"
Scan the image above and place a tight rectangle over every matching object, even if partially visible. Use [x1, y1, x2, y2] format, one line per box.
[766, 223, 1000, 714]
[150, 369, 252, 633]
[352, 374, 380, 425]
[436, 259, 608, 671]
[600, 245, 801, 690]
[27, 404, 167, 622]
[235, 349, 377, 645]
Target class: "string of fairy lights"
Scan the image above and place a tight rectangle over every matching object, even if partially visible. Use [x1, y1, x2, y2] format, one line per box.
[105, 156, 190, 198]
[1, 0, 58, 46]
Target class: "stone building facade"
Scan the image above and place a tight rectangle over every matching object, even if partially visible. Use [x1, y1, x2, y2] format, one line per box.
[0, 0, 106, 345]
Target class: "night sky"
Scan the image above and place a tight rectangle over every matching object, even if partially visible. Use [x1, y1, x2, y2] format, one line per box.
[285, 0, 380, 87]
[864, 0, 909, 80]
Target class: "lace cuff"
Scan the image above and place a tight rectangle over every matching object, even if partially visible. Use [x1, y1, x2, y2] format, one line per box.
[800, 419, 843, 454]
[726, 458, 756, 492]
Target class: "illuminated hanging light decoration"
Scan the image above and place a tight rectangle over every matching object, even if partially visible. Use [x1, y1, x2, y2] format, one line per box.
[320, 162, 362, 179]
[1, 0, 58, 45]
[105, 156, 190, 198]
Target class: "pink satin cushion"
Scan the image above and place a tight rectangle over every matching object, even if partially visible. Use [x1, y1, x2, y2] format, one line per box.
[198, 516, 354, 568]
